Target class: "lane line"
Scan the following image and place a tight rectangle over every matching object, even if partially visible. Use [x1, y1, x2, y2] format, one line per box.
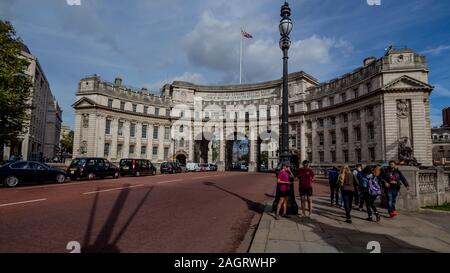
[0, 198, 47, 208]
[82, 184, 145, 195]
[157, 179, 183, 184]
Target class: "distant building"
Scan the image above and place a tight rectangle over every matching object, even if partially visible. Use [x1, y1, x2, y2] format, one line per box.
[431, 108, 450, 165]
[2, 44, 62, 161]
[443, 107, 450, 128]
[60, 125, 72, 141]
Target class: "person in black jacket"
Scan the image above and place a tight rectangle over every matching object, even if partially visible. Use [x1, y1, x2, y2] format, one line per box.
[328, 167, 340, 206]
[382, 161, 410, 218]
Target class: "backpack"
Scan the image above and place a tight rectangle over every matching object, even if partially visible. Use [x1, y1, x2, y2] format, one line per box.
[368, 176, 382, 196]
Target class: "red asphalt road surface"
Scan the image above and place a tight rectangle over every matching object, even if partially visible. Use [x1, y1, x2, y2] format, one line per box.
[0, 171, 281, 253]
[0, 171, 329, 253]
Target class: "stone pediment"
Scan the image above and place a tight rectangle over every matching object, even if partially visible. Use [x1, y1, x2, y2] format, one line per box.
[382, 75, 433, 91]
[72, 97, 96, 109]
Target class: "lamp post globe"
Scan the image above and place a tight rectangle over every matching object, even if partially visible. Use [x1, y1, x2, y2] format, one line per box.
[272, 1, 299, 215]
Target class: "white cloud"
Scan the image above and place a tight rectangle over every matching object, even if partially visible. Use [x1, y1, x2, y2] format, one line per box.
[432, 84, 450, 98]
[422, 45, 450, 56]
[182, 12, 353, 84]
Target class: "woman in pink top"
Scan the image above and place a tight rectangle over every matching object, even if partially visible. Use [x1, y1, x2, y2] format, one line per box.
[276, 164, 293, 219]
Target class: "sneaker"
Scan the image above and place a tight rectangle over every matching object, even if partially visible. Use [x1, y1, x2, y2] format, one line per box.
[392, 210, 398, 217]
[375, 214, 381, 222]
[345, 219, 352, 224]
[389, 212, 396, 218]
[281, 214, 291, 219]
[366, 217, 373, 222]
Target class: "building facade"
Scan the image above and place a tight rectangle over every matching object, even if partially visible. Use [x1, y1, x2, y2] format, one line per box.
[2, 44, 62, 161]
[72, 48, 434, 170]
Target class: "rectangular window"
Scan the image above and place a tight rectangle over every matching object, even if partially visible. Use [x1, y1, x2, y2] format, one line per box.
[355, 149, 361, 163]
[117, 144, 123, 158]
[104, 143, 110, 157]
[290, 105, 294, 114]
[118, 121, 123, 136]
[354, 88, 359, 98]
[318, 118, 324, 127]
[318, 132, 324, 146]
[329, 97, 334, 106]
[132, 104, 137, 112]
[166, 109, 170, 117]
[108, 99, 113, 108]
[331, 151, 336, 163]
[342, 113, 348, 123]
[129, 145, 135, 155]
[130, 123, 136, 138]
[367, 106, 374, 117]
[306, 103, 311, 111]
[343, 150, 349, 162]
[142, 125, 147, 138]
[330, 117, 335, 126]
[319, 151, 324, 163]
[141, 145, 146, 156]
[317, 100, 323, 109]
[369, 147, 375, 162]
[164, 127, 170, 140]
[354, 110, 360, 120]
[341, 92, 347, 102]
[164, 147, 169, 160]
[144, 106, 148, 114]
[330, 131, 336, 145]
[105, 119, 111, 135]
[355, 126, 361, 141]
[120, 101, 125, 110]
[367, 123, 374, 140]
[152, 146, 158, 156]
[195, 112, 200, 120]
[153, 126, 159, 139]
[342, 128, 348, 143]
[307, 121, 312, 129]
[155, 108, 160, 116]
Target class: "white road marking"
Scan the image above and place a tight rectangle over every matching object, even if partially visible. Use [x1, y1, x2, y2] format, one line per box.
[82, 184, 145, 195]
[157, 179, 182, 184]
[0, 198, 47, 207]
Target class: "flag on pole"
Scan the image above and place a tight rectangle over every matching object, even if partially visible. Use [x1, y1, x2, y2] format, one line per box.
[241, 30, 253, 39]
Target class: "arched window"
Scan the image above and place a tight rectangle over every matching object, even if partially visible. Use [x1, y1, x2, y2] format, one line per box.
[179, 138, 185, 147]
[180, 125, 184, 133]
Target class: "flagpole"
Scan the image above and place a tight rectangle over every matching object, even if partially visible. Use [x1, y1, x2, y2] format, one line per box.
[239, 31, 243, 84]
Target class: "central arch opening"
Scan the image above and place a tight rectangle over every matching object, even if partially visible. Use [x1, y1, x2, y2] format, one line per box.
[226, 133, 249, 171]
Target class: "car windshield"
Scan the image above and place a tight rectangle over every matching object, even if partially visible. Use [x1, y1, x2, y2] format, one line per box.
[70, 158, 87, 166]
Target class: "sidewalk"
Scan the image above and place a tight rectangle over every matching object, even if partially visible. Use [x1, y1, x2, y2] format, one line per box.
[249, 195, 450, 253]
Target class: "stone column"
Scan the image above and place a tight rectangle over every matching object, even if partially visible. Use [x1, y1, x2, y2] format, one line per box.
[73, 114, 82, 157]
[311, 120, 318, 163]
[189, 124, 194, 162]
[158, 124, 165, 162]
[136, 122, 142, 159]
[111, 118, 118, 161]
[218, 124, 225, 171]
[360, 109, 368, 164]
[123, 121, 130, 158]
[300, 119, 306, 162]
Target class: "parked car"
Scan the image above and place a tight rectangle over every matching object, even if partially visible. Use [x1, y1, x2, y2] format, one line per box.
[179, 164, 187, 172]
[67, 157, 119, 180]
[0, 161, 67, 187]
[240, 163, 249, 171]
[160, 161, 182, 174]
[186, 163, 200, 172]
[119, 158, 156, 177]
[199, 163, 209, 172]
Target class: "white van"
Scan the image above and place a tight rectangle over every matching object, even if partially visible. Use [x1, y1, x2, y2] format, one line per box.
[186, 163, 199, 172]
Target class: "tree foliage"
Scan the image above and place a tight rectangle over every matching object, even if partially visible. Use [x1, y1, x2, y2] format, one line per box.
[0, 20, 32, 147]
[60, 130, 74, 154]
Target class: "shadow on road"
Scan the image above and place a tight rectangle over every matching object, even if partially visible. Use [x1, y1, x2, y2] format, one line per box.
[81, 184, 154, 253]
[203, 181, 265, 213]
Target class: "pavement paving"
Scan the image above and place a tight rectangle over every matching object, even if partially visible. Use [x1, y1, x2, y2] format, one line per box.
[249, 178, 450, 253]
[0, 171, 276, 253]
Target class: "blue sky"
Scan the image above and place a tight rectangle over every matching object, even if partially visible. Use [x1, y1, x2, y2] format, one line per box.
[1, 0, 449, 128]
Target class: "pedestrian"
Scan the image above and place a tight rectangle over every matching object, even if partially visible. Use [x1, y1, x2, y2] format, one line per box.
[328, 166, 340, 206]
[339, 165, 358, 223]
[361, 166, 382, 222]
[382, 161, 410, 218]
[297, 160, 315, 217]
[276, 164, 293, 219]
[352, 164, 364, 210]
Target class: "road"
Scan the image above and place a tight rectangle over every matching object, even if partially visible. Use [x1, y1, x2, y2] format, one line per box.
[0, 171, 277, 253]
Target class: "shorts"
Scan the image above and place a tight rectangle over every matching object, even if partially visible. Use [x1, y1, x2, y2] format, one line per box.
[299, 187, 313, 197]
[279, 191, 289, 198]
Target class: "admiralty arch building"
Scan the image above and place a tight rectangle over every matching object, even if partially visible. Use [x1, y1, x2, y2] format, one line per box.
[72, 48, 434, 171]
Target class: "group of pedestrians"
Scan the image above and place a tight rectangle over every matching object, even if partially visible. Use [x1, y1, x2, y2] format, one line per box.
[328, 161, 409, 223]
[276, 160, 315, 219]
[276, 160, 410, 224]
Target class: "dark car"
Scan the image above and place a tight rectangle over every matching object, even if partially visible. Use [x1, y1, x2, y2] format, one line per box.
[0, 161, 67, 187]
[119, 158, 156, 177]
[67, 157, 119, 180]
[160, 161, 182, 174]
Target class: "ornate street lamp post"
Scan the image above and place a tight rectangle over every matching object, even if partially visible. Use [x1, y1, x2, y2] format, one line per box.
[272, 1, 298, 214]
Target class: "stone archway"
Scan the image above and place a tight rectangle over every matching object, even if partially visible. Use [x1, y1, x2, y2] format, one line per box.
[176, 153, 187, 165]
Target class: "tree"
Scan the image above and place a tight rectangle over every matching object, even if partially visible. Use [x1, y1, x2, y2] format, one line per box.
[60, 130, 74, 154]
[0, 20, 32, 147]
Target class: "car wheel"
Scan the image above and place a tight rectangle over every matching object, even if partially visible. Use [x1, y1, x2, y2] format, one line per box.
[113, 172, 119, 179]
[87, 173, 96, 181]
[135, 171, 140, 177]
[4, 176, 19, 187]
[152, 170, 156, 176]
[56, 174, 66, 184]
